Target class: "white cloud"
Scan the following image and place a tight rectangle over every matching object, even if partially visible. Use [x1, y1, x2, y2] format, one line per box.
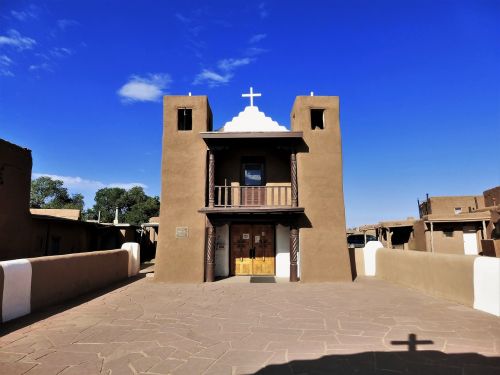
[57, 19, 79, 30]
[0, 69, 14, 77]
[10, 5, 38, 21]
[249, 34, 267, 44]
[217, 58, 253, 72]
[193, 69, 233, 87]
[0, 55, 12, 65]
[29, 62, 52, 72]
[33, 173, 147, 191]
[175, 13, 191, 23]
[108, 182, 148, 190]
[0, 29, 36, 51]
[49, 47, 72, 58]
[258, 3, 269, 19]
[245, 47, 268, 56]
[0, 55, 14, 76]
[118, 73, 171, 103]
[194, 55, 256, 87]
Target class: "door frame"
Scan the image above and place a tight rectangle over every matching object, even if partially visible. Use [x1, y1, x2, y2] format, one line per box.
[229, 222, 276, 276]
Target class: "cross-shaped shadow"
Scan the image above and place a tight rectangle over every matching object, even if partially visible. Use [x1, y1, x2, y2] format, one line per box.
[391, 333, 434, 351]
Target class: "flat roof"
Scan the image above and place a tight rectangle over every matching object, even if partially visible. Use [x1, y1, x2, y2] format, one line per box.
[200, 131, 303, 139]
[423, 212, 491, 223]
[378, 220, 417, 228]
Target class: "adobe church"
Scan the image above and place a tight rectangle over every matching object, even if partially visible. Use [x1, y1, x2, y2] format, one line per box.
[155, 89, 351, 282]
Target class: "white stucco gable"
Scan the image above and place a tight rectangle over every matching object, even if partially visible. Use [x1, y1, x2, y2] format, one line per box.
[219, 106, 288, 132]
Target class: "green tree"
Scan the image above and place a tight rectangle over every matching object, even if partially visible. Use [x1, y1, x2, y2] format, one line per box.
[89, 186, 159, 225]
[91, 187, 127, 223]
[30, 177, 84, 210]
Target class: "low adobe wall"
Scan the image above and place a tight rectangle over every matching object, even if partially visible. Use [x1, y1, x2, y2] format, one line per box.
[355, 242, 500, 316]
[0, 243, 140, 323]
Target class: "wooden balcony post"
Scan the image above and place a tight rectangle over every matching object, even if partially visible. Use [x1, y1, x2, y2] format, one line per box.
[291, 151, 298, 207]
[208, 150, 215, 208]
[290, 226, 299, 282]
[206, 221, 215, 282]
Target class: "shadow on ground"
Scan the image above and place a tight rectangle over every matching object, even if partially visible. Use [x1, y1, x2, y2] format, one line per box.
[0, 274, 146, 336]
[254, 350, 500, 374]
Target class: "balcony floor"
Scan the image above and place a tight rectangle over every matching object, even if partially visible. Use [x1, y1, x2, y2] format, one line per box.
[199, 206, 305, 214]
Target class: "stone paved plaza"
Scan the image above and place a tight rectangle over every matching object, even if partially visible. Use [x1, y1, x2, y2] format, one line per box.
[1, 273, 499, 374]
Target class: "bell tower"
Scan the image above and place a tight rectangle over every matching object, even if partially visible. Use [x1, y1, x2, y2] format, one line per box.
[291, 96, 351, 282]
[155, 95, 212, 282]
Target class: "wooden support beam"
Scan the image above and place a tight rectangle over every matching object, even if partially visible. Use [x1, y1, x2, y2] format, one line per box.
[291, 151, 298, 207]
[430, 221, 434, 253]
[290, 226, 299, 282]
[206, 221, 215, 282]
[208, 150, 215, 208]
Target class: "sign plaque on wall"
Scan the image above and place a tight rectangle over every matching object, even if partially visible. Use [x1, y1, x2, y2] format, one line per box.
[175, 227, 188, 238]
[242, 233, 250, 240]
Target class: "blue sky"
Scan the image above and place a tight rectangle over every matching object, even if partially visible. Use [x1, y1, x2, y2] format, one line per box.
[1, 0, 499, 227]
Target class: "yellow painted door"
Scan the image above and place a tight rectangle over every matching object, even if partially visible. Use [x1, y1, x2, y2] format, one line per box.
[251, 224, 275, 275]
[231, 224, 253, 275]
[231, 224, 275, 276]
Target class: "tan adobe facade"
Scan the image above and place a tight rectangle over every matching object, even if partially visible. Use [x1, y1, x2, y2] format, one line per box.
[481, 186, 500, 256]
[418, 195, 485, 216]
[155, 93, 351, 282]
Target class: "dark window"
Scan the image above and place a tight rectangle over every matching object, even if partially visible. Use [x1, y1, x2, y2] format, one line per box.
[310, 109, 324, 129]
[443, 230, 454, 238]
[243, 163, 264, 186]
[178, 108, 192, 131]
[50, 236, 61, 254]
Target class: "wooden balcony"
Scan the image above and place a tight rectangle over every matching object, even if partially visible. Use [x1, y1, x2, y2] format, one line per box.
[201, 149, 303, 214]
[214, 185, 293, 208]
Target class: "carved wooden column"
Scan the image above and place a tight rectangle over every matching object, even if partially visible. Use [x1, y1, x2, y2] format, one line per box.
[290, 226, 299, 282]
[208, 150, 215, 208]
[291, 151, 298, 207]
[206, 221, 215, 282]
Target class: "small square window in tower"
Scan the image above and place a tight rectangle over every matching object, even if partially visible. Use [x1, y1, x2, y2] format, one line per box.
[310, 109, 325, 129]
[178, 108, 192, 131]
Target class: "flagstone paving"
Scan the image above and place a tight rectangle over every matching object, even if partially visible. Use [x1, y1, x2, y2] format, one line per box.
[0, 275, 499, 374]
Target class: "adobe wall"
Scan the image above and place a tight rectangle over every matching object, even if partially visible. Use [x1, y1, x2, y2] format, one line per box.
[291, 96, 351, 282]
[0, 266, 3, 320]
[0, 245, 139, 322]
[0, 139, 33, 260]
[29, 250, 129, 311]
[375, 248, 475, 307]
[483, 186, 500, 207]
[429, 196, 485, 215]
[155, 96, 211, 282]
[30, 218, 96, 257]
[412, 220, 428, 251]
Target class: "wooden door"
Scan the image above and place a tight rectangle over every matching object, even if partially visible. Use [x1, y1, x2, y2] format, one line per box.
[252, 224, 275, 275]
[230, 224, 275, 276]
[230, 224, 253, 275]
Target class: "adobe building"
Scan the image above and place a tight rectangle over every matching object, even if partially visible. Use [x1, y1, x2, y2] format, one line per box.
[371, 193, 495, 256]
[0, 139, 33, 260]
[479, 186, 500, 256]
[416, 194, 490, 255]
[0, 138, 139, 260]
[375, 218, 418, 250]
[155, 89, 352, 282]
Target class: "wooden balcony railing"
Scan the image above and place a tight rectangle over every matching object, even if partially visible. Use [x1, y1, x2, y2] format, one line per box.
[213, 185, 294, 207]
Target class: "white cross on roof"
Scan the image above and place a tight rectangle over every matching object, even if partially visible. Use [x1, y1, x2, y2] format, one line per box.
[242, 86, 262, 107]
